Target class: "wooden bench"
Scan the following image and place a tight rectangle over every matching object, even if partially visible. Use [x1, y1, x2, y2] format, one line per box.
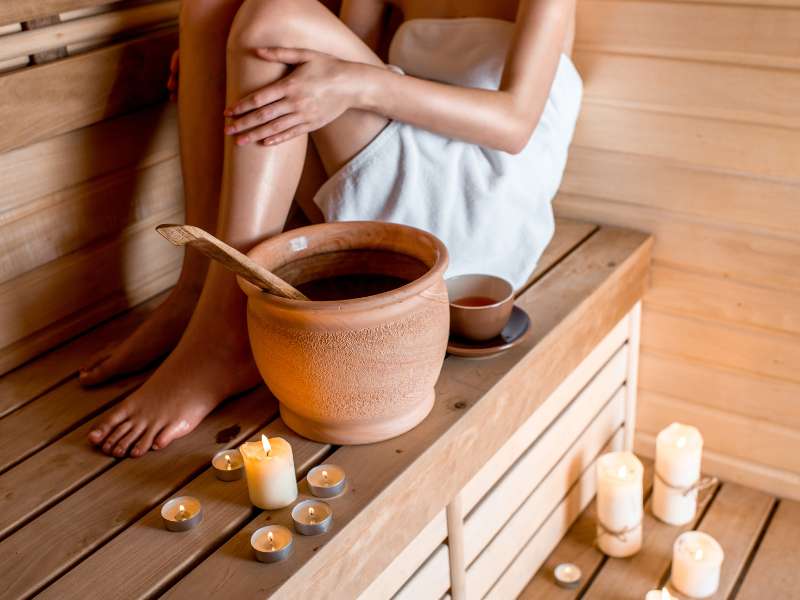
[0, 218, 651, 599]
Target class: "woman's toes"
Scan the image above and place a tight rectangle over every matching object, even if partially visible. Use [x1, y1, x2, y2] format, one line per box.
[130, 425, 161, 458]
[89, 408, 129, 446]
[113, 423, 146, 457]
[153, 419, 192, 451]
[102, 421, 133, 454]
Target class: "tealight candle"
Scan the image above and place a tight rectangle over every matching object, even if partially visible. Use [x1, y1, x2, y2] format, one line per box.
[161, 496, 203, 532]
[645, 588, 675, 600]
[553, 563, 582, 589]
[653, 423, 703, 525]
[212, 449, 244, 481]
[240, 435, 298, 509]
[251, 525, 294, 563]
[595, 451, 644, 557]
[671, 531, 724, 598]
[291, 499, 333, 536]
[306, 464, 346, 498]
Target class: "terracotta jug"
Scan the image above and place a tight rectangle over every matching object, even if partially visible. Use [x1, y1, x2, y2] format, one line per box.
[238, 221, 450, 445]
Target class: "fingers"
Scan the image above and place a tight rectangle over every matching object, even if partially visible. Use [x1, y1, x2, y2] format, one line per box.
[256, 47, 316, 65]
[224, 100, 294, 137]
[260, 123, 311, 146]
[231, 114, 305, 146]
[225, 81, 289, 117]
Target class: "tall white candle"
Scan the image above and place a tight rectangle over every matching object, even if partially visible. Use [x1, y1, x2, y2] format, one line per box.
[671, 531, 724, 598]
[240, 435, 298, 509]
[595, 451, 644, 557]
[653, 423, 703, 525]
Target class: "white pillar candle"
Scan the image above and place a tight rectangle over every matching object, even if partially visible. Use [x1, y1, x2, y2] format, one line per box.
[671, 531, 724, 598]
[653, 423, 703, 525]
[595, 451, 644, 557]
[645, 588, 675, 600]
[239, 435, 298, 509]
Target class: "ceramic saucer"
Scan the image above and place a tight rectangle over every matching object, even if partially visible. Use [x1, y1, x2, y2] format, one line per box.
[447, 305, 530, 358]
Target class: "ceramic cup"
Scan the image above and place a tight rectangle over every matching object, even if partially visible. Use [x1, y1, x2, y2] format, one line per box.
[446, 274, 514, 341]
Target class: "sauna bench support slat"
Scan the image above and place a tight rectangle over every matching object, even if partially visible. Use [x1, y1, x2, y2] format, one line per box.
[3, 219, 651, 600]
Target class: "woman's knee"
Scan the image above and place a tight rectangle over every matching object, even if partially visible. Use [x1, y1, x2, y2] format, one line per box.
[227, 0, 305, 55]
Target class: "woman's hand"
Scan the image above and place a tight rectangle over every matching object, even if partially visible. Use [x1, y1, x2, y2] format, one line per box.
[166, 49, 179, 102]
[224, 47, 360, 146]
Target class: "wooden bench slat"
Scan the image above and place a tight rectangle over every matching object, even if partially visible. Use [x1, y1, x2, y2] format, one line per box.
[0, 290, 165, 414]
[0, 0, 121, 27]
[736, 499, 800, 599]
[0, 389, 276, 599]
[1, 155, 182, 283]
[518, 459, 656, 599]
[37, 419, 329, 600]
[163, 226, 651, 600]
[394, 544, 451, 600]
[0, 28, 176, 153]
[692, 483, 775, 599]
[0, 104, 178, 217]
[576, 0, 800, 70]
[0, 373, 148, 473]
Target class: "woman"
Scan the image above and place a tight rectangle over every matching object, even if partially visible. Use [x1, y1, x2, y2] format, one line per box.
[81, 0, 582, 457]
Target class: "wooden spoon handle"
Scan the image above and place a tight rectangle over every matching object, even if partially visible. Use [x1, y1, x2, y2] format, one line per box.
[156, 224, 308, 301]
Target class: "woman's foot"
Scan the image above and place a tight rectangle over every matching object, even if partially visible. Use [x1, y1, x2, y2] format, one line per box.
[87, 266, 261, 457]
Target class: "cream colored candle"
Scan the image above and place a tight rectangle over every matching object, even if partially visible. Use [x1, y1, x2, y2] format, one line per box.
[239, 435, 298, 509]
[595, 451, 643, 557]
[653, 423, 703, 525]
[671, 531, 724, 598]
[645, 589, 675, 600]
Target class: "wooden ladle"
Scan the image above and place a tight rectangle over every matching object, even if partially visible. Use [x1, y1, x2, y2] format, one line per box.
[156, 224, 308, 301]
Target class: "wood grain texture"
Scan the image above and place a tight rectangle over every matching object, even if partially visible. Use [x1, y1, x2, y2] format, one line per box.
[0, 0, 121, 26]
[0, 290, 166, 417]
[0, 389, 277, 599]
[394, 545, 451, 600]
[692, 483, 775, 600]
[639, 351, 800, 431]
[575, 50, 800, 129]
[37, 418, 329, 600]
[162, 227, 651, 600]
[0, 28, 176, 153]
[576, 0, 800, 69]
[736, 500, 800, 599]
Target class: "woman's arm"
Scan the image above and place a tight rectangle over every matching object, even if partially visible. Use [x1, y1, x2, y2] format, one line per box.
[360, 0, 573, 153]
[225, 0, 573, 154]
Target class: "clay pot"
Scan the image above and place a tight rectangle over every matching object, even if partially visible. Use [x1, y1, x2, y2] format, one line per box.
[238, 221, 450, 445]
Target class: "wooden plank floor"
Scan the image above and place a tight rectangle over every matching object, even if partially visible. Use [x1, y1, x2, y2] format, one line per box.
[521, 457, 797, 599]
[0, 218, 653, 599]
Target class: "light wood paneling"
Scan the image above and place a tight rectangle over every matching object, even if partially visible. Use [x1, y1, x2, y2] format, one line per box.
[576, 0, 800, 69]
[0, 0, 122, 26]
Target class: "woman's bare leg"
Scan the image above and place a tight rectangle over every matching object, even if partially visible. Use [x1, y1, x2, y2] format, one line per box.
[81, 0, 244, 387]
[89, 0, 389, 456]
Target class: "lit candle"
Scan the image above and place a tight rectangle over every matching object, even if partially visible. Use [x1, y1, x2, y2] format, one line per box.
[306, 463, 347, 498]
[212, 448, 244, 481]
[645, 588, 674, 600]
[671, 531, 724, 598]
[291, 499, 333, 535]
[251, 524, 294, 563]
[596, 451, 644, 557]
[553, 563, 582, 589]
[160, 496, 203, 532]
[653, 423, 704, 525]
[239, 435, 298, 509]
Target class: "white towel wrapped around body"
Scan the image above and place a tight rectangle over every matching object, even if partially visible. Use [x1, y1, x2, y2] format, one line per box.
[313, 17, 583, 290]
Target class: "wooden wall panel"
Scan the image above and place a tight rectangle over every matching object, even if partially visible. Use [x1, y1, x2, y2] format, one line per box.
[566, 0, 800, 498]
[0, 1, 181, 374]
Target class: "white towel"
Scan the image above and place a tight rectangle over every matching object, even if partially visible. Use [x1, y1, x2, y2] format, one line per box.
[314, 17, 583, 290]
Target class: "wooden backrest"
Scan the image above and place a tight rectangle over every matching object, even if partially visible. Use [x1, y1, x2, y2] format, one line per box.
[561, 0, 800, 498]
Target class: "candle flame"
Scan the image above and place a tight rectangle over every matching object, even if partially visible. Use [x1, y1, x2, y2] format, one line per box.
[676, 436, 687, 449]
[309, 507, 315, 517]
[267, 531, 274, 550]
[322, 470, 329, 482]
[661, 588, 673, 600]
[261, 434, 271, 456]
[693, 548, 704, 561]
[179, 504, 185, 513]
[225, 454, 232, 470]
[615, 465, 630, 479]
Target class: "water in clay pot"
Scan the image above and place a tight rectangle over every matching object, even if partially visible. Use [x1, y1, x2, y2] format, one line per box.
[238, 221, 450, 445]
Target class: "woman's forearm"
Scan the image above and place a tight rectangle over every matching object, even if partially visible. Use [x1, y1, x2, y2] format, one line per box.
[355, 64, 533, 154]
